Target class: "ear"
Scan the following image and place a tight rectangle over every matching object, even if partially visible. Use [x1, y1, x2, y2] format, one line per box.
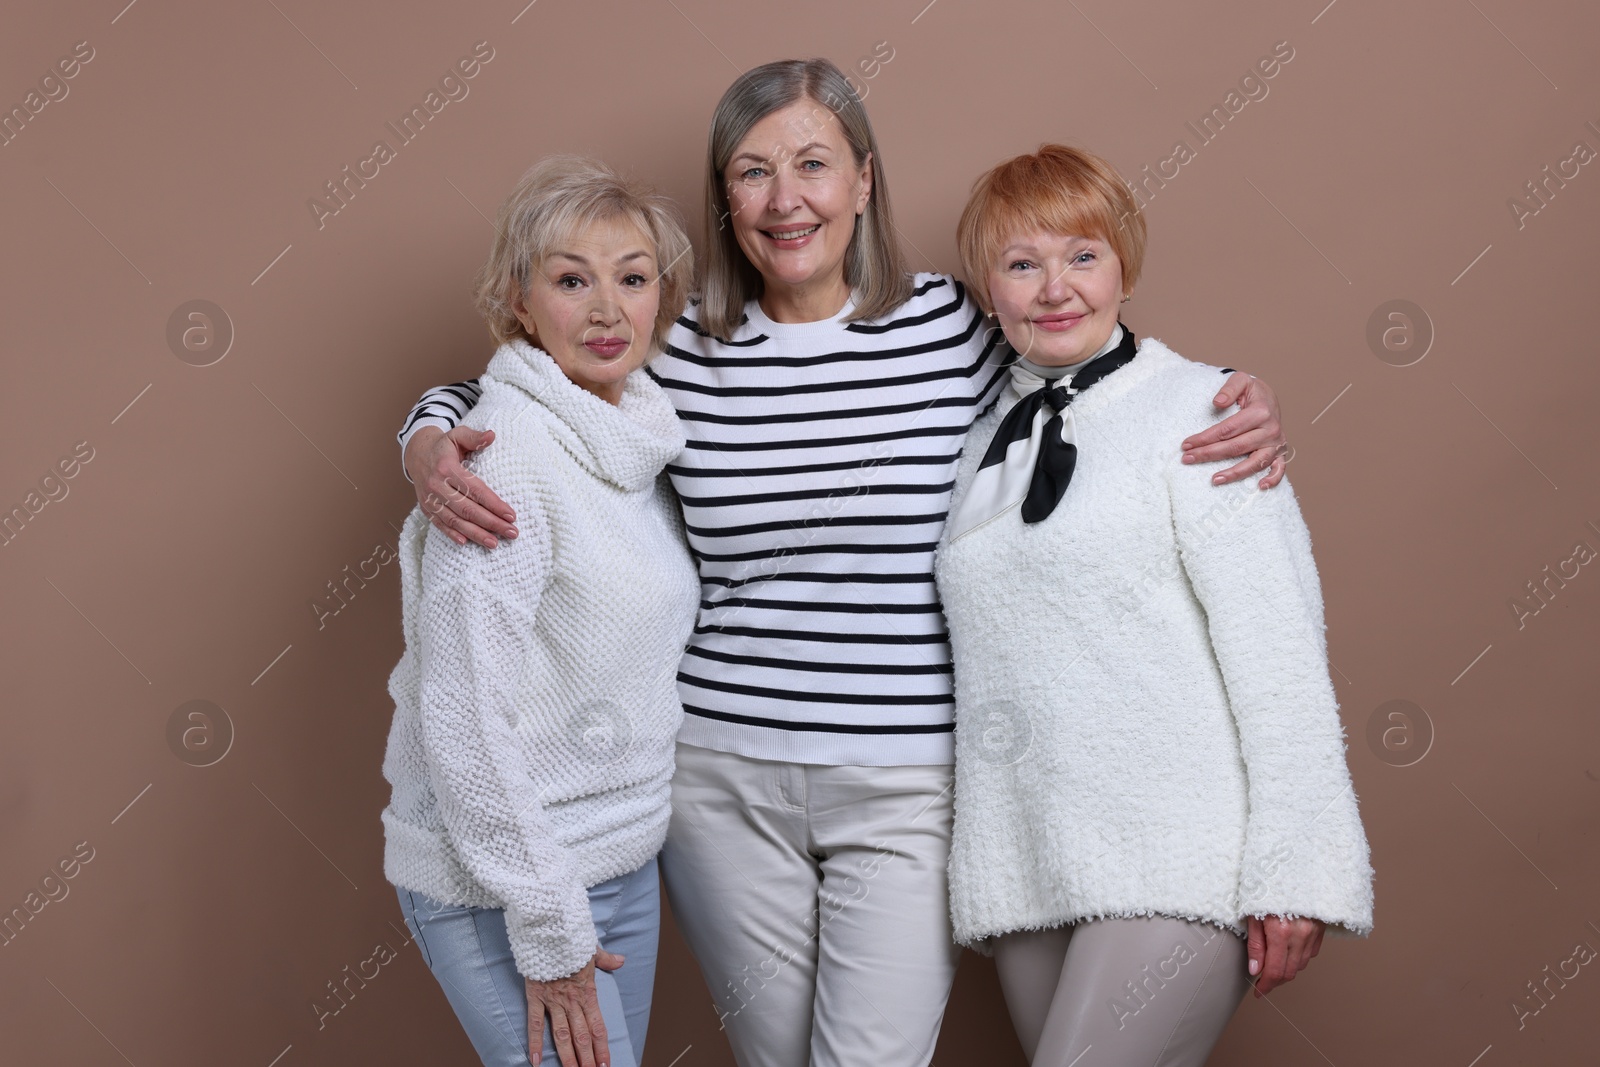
[509, 282, 539, 344]
[856, 151, 873, 216]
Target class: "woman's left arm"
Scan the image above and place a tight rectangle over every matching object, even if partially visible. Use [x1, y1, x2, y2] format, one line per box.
[1166, 386, 1374, 949]
[1181, 372, 1288, 489]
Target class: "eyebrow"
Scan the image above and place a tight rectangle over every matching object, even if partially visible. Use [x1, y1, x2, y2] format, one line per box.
[729, 142, 831, 165]
[997, 236, 1102, 257]
[547, 250, 655, 267]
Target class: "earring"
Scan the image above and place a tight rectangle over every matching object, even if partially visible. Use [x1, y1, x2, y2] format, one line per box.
[1121, 294, 1132, 303]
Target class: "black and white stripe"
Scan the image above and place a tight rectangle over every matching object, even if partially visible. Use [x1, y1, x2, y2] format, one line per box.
[399, 273, 1009, 765]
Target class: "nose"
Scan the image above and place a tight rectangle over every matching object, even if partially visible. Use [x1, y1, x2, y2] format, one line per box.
[767, 167, 803, 216]
[1042, 264, 1072, 306]
[589, 283, 622, 326]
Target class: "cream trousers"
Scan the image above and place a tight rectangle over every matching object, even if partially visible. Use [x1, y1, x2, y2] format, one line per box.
[660, 741, 962, 1067]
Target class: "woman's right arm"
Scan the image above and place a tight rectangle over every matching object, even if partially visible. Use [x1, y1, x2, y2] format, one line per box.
[415, 491, 599, 984]
[1164, 389, 1375, 939]
[399, 380, 519, 549]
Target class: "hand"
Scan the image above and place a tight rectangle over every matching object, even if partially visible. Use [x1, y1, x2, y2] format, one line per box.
[1246, 915, 1325, 997]
[524, 949, 626, 1067]
[404, 425, 518, 549]
[1181, 372, 1288, 489]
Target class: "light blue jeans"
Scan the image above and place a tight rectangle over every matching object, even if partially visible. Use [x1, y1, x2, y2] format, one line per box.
[396, 857, 660, 1067]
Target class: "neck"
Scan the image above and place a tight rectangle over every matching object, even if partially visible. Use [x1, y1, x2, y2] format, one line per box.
[1017, 322, 1124, 380]
[758, 272, 852, 324]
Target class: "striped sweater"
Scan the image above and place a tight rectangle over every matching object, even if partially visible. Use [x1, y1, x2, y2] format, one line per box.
[397, 275, 1228, 765]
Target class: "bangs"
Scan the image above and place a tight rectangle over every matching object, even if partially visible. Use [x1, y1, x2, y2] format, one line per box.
[957, 144, 1146, 312]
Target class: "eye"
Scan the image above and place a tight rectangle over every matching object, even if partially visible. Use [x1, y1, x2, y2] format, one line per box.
[739, 166, 767, 181]
[1073, 250, 1098, 264]
[800, 159, 825, 172]
[1008, 260, 1036, 272]
[623, 272, 650, 287]
[557, 274, 585, 291]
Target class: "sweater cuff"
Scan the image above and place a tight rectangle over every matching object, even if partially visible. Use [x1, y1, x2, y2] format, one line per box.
[504, 881, 600, 982]
[1237, 810, 1375, 937]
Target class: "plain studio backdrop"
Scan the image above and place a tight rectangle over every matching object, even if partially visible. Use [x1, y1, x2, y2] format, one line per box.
[2, 1, 1596, 1064]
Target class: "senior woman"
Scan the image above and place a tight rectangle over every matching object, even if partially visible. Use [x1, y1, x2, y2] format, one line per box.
[936, 144, 1374, 1067]
[394, 61, 1288, 1067]
[380, 155, 699, 1067]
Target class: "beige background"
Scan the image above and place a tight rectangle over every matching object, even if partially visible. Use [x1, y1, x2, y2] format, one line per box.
[2, 0, 1597, 1064]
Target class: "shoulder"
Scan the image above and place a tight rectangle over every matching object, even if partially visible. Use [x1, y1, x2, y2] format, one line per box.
[1122, 338, 1236, 434]
[844, 272, 970, 334]
[666, 293, 768, 356]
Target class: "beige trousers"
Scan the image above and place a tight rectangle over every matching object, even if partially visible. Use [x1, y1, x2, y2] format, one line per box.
[994, 916, 1251, 1067]
[660, 741, 962, 1067]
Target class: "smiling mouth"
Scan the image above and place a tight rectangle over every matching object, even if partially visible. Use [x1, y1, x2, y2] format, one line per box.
[764, 224, 820, 241]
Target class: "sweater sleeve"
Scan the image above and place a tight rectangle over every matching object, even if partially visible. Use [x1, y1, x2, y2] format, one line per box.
[414, 470, 598, 979]
[1166, 385, 1374, 937]
[397, 379, 484, 481]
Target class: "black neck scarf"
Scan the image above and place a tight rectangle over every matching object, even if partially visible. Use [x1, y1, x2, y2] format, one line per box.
[947, 324, 1139, 540]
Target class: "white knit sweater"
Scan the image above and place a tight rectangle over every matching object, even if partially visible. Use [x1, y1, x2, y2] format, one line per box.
[381, 339, 699, 981]
[936, 339, 1374, 947]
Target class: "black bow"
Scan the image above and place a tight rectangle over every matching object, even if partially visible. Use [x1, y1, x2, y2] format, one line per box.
[975, 326, 1139, 524]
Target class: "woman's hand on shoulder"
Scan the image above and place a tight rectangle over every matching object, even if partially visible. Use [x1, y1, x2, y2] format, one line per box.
[524, 949, 625, 1067]
[405, 425, 519, 549]
[1181, 372, 1288, 490]
[1246, 914, 1325, 997]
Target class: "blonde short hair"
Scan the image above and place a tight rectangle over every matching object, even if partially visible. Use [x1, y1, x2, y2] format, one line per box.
[474, 155, 693, 353]
[957, 144, 1146, 314]
[699, 59, 911, 341]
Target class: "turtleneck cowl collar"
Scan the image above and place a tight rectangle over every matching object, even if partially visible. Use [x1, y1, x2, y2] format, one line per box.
[483, 339, 685, 491]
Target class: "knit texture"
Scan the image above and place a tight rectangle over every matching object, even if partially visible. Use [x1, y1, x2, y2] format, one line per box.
[381, 339, 699, 981]
[936, 339, 1374, 948]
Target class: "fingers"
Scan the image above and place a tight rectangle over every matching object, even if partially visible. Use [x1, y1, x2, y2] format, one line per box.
[1182, 407, 1274, 458]
[1246, 916, 1265, 991]
[1258, 450, 1288, 490]
[444, 426, 517, 525]
[525, 981, 545, 1067]
[1212, 370, 1251, 409]
[1210, 446, 1280, 487]
[452, 425, 496, 453]
[1295, 920, 1326, 973]
[547, 1001, 585, 1067]
[408, 426, 518, 549]
[1185, 427, 1280, 472]
[422, 473, 518, 549]
[581, 987, 609, 1067]
[1257, 917, 1294, 997]
[534, 967, 609, 1067]
[594, 950, 626, 972]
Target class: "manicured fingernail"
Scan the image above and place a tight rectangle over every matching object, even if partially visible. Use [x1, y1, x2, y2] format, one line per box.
[1182, 454, 1195, 463]
[506, 527, 518, 538]
[1212, 474, 1225, 484]
[1249, 959, 1260, 975]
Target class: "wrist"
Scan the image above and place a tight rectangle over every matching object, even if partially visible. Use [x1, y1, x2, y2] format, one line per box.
[405, 426, 445, 481]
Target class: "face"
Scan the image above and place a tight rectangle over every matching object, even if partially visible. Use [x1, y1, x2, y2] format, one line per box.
[986, 231, 1125, 365]
[723, 99, 873, 296]
[511, 214, 660, 405]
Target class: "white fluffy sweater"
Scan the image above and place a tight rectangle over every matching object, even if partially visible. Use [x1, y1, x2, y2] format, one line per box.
[381, 340, 699, 981]
[936, 339, 1374, 947]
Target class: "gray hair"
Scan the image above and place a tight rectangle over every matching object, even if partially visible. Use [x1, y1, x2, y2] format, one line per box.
[699, 58, 911, 340]
[474, 155, 693, 354]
